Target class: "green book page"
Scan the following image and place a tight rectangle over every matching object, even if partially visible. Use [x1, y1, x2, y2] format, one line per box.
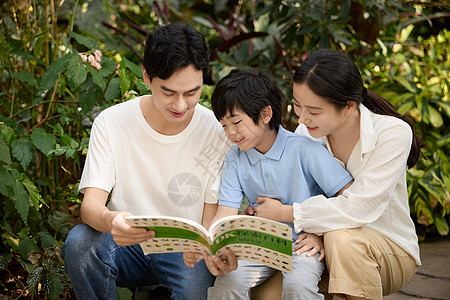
[126, 216, 211, 255]
[209, 215, 293, 273]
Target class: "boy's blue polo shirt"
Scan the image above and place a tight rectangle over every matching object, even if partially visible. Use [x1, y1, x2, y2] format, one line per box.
[218, 126, 352, 239]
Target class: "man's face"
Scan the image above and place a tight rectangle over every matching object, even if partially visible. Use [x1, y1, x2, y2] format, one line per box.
[144, 64, 203, 134]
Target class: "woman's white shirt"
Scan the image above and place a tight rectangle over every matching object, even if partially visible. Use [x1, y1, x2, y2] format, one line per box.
[293, 104, 421, 265]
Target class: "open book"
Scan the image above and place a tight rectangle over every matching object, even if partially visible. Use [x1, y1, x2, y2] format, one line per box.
[126, 215, 293, 273]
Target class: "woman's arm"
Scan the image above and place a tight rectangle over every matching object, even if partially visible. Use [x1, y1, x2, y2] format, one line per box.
[292, 122, 412, 234]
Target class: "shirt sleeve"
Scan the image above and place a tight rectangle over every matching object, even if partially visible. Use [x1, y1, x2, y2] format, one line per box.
[217, 148, 245, 208]
[78, 113, 116, 194]
[304, 141, 353, 197]
[293, 122, 412, 233]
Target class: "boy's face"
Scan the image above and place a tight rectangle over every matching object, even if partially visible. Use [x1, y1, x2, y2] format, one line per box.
[143, 64, 203, 134]
[219, 107, 273, 154]
[292, 83, 348, 138]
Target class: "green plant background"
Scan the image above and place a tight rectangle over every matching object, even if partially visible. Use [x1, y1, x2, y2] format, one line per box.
[0, 0, 448, 298]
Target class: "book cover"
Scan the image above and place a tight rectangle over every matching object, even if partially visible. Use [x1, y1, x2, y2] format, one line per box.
[126, 215, 293, 273]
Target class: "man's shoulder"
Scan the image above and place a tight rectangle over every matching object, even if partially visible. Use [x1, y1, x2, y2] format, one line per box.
[96, 97, 139, 122]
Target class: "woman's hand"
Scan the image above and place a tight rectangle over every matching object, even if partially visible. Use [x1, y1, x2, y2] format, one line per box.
[293, 232, 325, 261]
[203, 248, 238, 276]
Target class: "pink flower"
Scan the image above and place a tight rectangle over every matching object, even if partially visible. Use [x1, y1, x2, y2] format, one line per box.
[79, 54, 87, 62]
[94, 50, 102, 62]
[124, 91, 130, 99]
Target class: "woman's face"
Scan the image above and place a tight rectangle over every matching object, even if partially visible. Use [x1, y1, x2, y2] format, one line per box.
[292, 83, 348, 138]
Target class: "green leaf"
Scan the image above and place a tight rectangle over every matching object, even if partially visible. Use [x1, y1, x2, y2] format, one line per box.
[18, 236, 39, 260]
[119, 68, 131, 95]
[11, 72, 38, 87]
[31, 128, 56, 157]
[1, 123, 16, 145]
[20, 173, 46, 209]
[394, 76, 417, 93]
[68, 31, 98, 49]
[78, 79, 102, 113]
[12, 179, 30, 223]
[116, 287, 133, 299]
[27, 266, 43, 291]
[11, 138, 34, 169]
[38, 232, 55, 250]
[105, 77, 121, 101]
[0, 254, 12, 270]
[86, 64, 106, 90]
[38, 54, 73, 97]
[428, 105, 443, 128]
[123, 57, 142, 78]
[67, 57, 87, 90]
[0, 165, 14, 198]
[436, 133, 450, 147]
[0, 135, 11, 164]
[434, 216, 449, 236]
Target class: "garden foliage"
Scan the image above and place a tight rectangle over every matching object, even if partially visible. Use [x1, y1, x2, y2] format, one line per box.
[0, 0, 448, 298]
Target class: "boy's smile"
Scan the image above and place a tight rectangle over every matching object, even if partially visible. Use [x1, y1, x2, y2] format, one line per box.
[220, 107, 276, 154]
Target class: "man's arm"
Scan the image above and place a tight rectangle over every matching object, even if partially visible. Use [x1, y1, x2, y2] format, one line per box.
[80, 187, 154, 246]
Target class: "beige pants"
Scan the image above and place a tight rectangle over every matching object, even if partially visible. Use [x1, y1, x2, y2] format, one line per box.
[325, 227, 417, 300]
[251, 227, 417, 300]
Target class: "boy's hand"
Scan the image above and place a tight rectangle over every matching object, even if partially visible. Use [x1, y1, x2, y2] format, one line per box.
[253, 196, 293, 222]
[293, 233, 325, 261]
[203, 248, 238, 276]
[110, 212, 155, 246]
[183, 252, 204, 268]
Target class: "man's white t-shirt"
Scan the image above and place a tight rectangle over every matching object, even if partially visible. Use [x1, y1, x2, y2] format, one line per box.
[79, 96, 230, 224]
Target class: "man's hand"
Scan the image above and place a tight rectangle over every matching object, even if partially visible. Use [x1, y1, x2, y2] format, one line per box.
[253, 196, 293, 222]
[110, 212, 155, 246]
[183, 252, 204, 268]
[203, 248, 238, 276]
[293, 232, 325, 261]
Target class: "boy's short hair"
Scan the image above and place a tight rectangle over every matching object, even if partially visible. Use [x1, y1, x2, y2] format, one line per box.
[211, 68, 283, 130]
[143, 22, 210, 81]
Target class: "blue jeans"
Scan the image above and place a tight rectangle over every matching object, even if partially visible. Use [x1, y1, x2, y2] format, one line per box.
[62, 224, 215, 300]
[208, 248, 324, 300]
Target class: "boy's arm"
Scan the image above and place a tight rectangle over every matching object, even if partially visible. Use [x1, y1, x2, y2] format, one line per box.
[81, 187, 154, 246]
[335, 180, 353, 196]
[201, 203, 218, 229]
[206, 205, 238, 230]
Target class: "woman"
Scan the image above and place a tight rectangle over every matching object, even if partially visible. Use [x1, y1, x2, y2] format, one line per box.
[251, 49, 422, 300]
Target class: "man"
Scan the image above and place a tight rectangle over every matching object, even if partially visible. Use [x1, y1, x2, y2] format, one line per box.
[62, 22, 230, 300]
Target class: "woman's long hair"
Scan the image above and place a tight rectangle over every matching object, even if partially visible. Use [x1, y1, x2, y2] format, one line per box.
[293, 49, 423, 168]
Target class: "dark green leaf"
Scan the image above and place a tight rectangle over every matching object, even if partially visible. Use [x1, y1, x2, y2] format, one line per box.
[11, 72, 38, 87]
[0, 254, 12, 270]
[20, 173, 46, 208]
[0, 135, 11, 164]
[38, 232, 55, 250]
[11, 138, 34, 169]
[12, 179, 30, 223]
[27, 266, 43, 291]
[31, 128, 56, 157]
[119, 68, 131, 95]
[18, 236, 38, 260]
[86, 64, 106, 90]
[67, 55, 87, 90]
[105, 77, 121, 101]
[68, 31, 98, 49]
[38, 54, 73, 97]
[123, 57, 142, 78]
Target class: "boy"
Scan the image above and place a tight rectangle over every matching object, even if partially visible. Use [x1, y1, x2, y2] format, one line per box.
[61, 22, 230, 300]
[187, 69, 353, 299]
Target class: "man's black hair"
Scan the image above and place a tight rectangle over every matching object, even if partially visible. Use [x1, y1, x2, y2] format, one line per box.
[143, 22, 210, 81]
